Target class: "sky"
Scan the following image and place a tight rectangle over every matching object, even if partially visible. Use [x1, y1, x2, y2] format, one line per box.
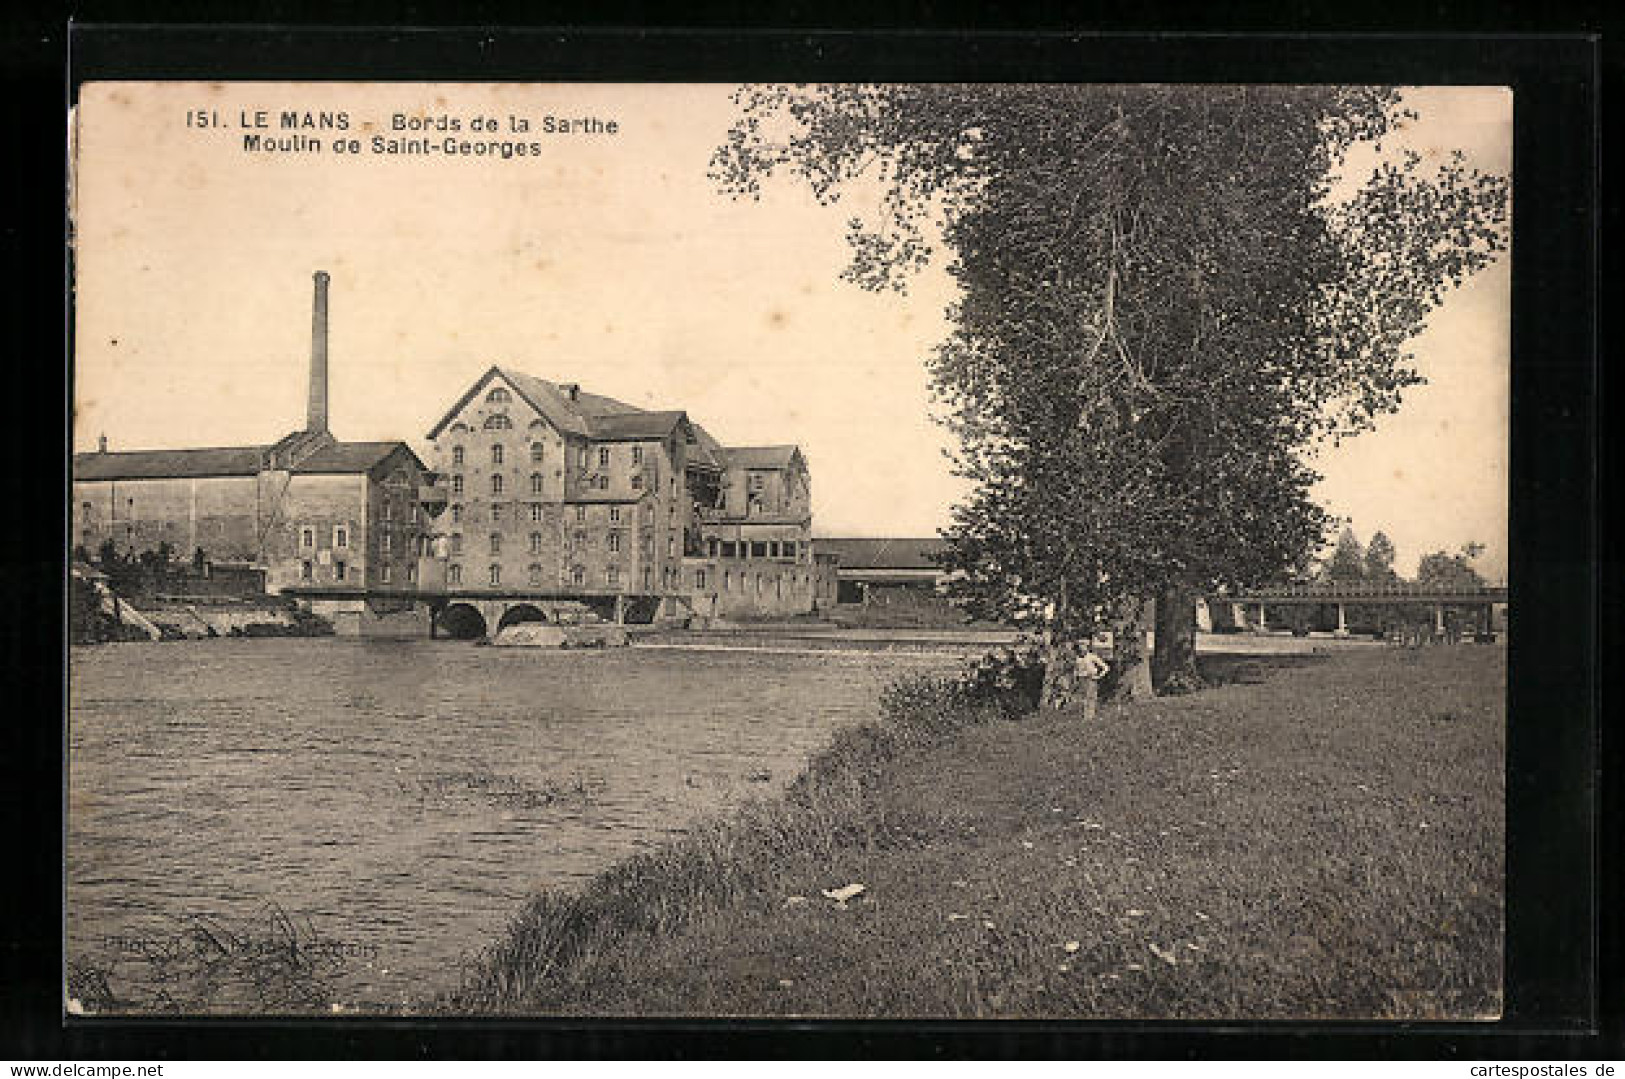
[70, 82, 1510, 581]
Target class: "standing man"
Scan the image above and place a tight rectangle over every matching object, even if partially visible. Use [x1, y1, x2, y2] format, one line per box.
[1075, 642, 1111, 722]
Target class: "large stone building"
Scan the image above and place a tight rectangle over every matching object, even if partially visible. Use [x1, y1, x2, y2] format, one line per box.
[423, 366, 829, 632]
[71, 272, 436, 634]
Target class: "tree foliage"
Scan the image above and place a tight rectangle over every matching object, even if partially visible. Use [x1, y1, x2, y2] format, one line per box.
[1416, 542, 1488, 588]
[714, 84, 1507, 692]
[1364, 530, 1399, 581]
[1323, 526, 1368, 582]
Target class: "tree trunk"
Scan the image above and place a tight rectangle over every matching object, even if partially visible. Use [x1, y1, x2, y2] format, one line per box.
[1108, 598, 1154, 701]
[1152, 582, 1202, 694]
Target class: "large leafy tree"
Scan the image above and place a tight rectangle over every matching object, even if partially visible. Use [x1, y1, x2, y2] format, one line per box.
[714, 84, 1507, 696]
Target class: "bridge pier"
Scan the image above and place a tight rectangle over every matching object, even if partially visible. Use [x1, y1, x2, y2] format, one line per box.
[1256, 603, 1268, 633]
[1434, 603, 1446, 638]
[1334, 603, 1349, 638]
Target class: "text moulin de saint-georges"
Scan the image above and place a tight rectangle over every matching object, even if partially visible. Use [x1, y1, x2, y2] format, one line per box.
[184, 109, 620, 160]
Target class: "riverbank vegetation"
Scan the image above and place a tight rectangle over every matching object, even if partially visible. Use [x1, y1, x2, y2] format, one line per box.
[446, 645, 1503, 1019]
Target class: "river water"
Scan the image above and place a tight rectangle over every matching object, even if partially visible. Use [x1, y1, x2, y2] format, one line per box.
[67, 637, 955, 1011]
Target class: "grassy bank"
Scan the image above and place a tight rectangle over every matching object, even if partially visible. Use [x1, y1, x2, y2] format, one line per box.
[445, 646, 1504, 1020]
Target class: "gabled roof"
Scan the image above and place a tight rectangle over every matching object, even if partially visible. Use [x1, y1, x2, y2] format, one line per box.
[73, 446, 266, 480]
[73, 435, 423, 482]
[591, 410, 688, 441]
[814, 537, 947, 571]
[687, 424, 728, 471]
[427, 366, 657, 441]
[726, 445, 802, 470]
[296, 441, 423, 477]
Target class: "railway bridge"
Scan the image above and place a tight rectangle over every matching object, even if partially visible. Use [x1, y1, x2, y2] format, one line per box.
[1223, 580, 1508, 637]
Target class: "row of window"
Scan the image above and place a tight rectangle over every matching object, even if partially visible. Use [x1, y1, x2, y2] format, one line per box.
[448, 442, 650, 470]
[448, 502, 639, 525]
[712, 538, 801, 560]
[440, 562, 810, 595]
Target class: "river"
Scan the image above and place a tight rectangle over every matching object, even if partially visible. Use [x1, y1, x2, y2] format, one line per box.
[66, 637, 955, 1012]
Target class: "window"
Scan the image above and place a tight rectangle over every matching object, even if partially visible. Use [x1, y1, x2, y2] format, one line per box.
[530, 473, 544, 495]
[490, 533, 502, 554]
[492, 503, 504, 523]
[334, 526, 349, 549]
[300, 527, 315, 549]
[595, 475, 609, 491]
[695, 568, 708, 589]
[530, 442, 544, 463]
[483, 414, 512, 429]
[486, 387, 511, 404]
[607, 532, 621, 553]
[492, 444, 505, 465]
[81, 501, 92, 518]
[301, 560, 313, 581]
[643, 567, 653, 590]
[632, 446, 643, 465]
[631, 474, 643, 490]
[751, 541, 768, 559]
[667, 533, 676, 557]
[722, 541, 737, 558]
[407, 563, 416, 584]
[576, 505, 587, 522]
[529, 532, 543, 554]
[452, 475, 464, 495]
[769, 541, 780, 558]
[571, 565, 585, 586]
[598, 446, 610, 468]
[784, 540, 798, 559]
[609, 506, 621, 523]
[606, 566, 620, 587]
[748, 473, 766, 492]
[724, 570, 732, 592]
[384, 501, 393, 522]
[490, 474, 504, 495]
[489, 564, 501, 585]
[572, 529, 587, 547]
[529, 503, 543, 522]
[528, 564, 543, 586]
[448, 564, 463, 585]
[451, 504, 463, 524]
[452, 446, 465, 467]
[451, 534, 464, 555]
[335, 560, 347, 582]
[382, 533, 392, 554]
[381, 564, 392, 584]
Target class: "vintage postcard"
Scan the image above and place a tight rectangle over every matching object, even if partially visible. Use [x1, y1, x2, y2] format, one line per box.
[67, 80, 1510, 1019]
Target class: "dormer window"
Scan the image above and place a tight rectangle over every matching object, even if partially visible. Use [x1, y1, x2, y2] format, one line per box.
[486, 387, 512, 404]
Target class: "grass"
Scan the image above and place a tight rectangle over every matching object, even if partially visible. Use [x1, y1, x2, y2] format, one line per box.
[444, 646, 1504, 1019]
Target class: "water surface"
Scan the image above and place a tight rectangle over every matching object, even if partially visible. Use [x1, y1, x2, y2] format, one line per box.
[67, 638, 951, 1010]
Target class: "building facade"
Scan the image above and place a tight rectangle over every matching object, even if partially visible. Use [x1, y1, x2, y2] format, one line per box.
[423, 367, 827, 626]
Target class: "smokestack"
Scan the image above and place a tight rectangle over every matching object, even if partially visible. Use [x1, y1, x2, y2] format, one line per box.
[98, 434, 108, 453]
[307, 270, 330, 433]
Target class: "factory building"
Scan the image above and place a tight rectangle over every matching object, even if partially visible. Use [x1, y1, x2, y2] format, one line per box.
[71, 272, 436, 634]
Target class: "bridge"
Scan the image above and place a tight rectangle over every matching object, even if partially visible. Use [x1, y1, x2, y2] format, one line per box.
[1222, 580, 1508, 637]
[280, 585, 695, 639]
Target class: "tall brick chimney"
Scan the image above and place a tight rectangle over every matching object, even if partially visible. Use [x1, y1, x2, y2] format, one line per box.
[307, 270, 330, 433]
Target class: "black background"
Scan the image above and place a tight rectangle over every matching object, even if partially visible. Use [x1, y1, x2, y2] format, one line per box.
[1, 8, 1613, 1061]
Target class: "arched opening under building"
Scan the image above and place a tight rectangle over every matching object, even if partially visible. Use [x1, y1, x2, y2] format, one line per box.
[497, 603, 549, 631]
[438, 602, 488, 641]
